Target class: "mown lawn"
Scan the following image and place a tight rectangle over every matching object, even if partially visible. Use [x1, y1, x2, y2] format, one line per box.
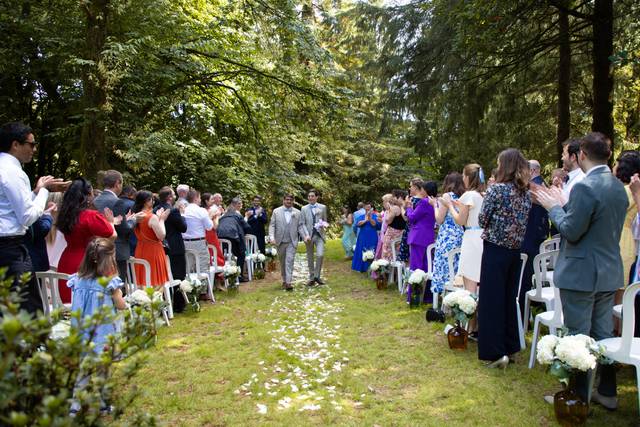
[120, 240, 639, 426]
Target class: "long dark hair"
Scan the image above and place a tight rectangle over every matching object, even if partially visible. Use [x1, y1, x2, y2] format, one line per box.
[132, 190, 154, 213]
[495, 148, 529, 191]
[443, 172, 465, 197]
[57, 178, 93, 234]
[201, 192, 213, 208]
[615, 150, 640, 184]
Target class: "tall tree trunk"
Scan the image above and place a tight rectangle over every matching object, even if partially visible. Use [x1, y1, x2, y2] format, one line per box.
[80, 0, 110, 179]
[556, 8, 571, 167]
[591, 0, 614, 146]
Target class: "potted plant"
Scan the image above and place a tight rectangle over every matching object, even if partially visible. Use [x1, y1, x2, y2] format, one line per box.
[442, 289, 478, 350]
[407, 269, 428, 308]
[179, 277, 207, 312]
[264, 246, 278, 272]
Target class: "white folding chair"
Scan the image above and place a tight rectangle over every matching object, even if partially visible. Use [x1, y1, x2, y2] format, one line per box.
[163, 256, 185, 319]
[528, 285, 564, 369]
[433, 247, 463, 310]
[539, 237, 560, 270]
[185, 249, 215, 303]
[208, 244, 229, 289]
[515, 253, 528, 351]
[219, 239, 233, 261]
[598, 282, 640, 413]
[421, 243, 436, 303]
[35, 271, 70, 321]
[127, 257, 170, 326]
[523, 250, 558, 335]
[389, 237, 406, 293]
[244, 234, 259, 281]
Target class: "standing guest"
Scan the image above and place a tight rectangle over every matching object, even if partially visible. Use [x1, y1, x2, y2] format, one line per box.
[430, 173, 464, 294]
[381, 190, 407, 261]
[217, 198, 252, 282]
[182, 190, 214, 276]
[155, 187, 187, 311]
[211, 193, 224, 212]
[477, 149, 531, 369]
[57, 178, 117, 303]
[175, 184, 190, 209]
[268, 194, 309, 291]
[519, 160, 550, 316]
[301, 190, 328, 286]
[93, 170, 122, 214]
[246, 195, 268, 254]
[560, 138, 586, 199]
[613, 150, 640, 283]
[46, 192, 67, 269]
[398, 178, 423, 263]
[24, 203, 56, 272]
[446, 164, 485, 308]
[374, 194, 393, 261]
[0, 122, 65, 313]
[132, 190, 170, 287]
[201, 193, 225, 273]
[405, 180, 437, 302]
[352, 202, 365, 238]
[352, 201, 381, 272]
[112, 185, 137, 281]
[534, 133, 626, 409]
[339, 206, 356, 259]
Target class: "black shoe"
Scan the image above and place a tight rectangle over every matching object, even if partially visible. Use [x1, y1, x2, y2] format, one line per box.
[239, 277, 249, 283]
[306, 280, 316, 287]
[315, 277, 325, 285]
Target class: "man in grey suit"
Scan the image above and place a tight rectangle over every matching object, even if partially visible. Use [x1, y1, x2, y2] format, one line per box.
[269, 194, 309, 291]
[93, 170, 123, 214]
[534, 132, 628, 410]
[301, 189, 328, 286]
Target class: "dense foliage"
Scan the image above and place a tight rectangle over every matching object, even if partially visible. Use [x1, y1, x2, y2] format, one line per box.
[1, 1, 639, 213]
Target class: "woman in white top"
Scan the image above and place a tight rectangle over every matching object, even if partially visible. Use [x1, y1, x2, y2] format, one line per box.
[442, 163, 485, 303]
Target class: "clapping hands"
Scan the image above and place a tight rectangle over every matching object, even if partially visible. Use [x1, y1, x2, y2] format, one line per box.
[155, 207, 171, 221]
[104, 208, 123, 225]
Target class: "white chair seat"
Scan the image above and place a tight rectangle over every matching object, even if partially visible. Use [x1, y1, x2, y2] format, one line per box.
[544, 270, 554, 284]
[613, 304, 622, 319]
[526, 286, 555, 304]
[599, 337, 640, 362]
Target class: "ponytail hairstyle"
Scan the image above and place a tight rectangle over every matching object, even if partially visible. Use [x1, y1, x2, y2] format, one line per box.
[57, 178, 93, 234]
[462, 164, 485, 193]
[495, 148, 530, 192]
[77, 238, 117, 279]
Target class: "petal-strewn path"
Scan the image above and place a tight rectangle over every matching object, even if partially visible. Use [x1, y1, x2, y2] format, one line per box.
[122, 241, 639, 426]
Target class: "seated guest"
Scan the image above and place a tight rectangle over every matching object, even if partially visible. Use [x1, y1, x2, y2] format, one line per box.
[352, 201, 381, 272]
[182, 190, 214, 275]
[155, 187, 187, 311]
[132, 190, 170, 287]
[217, 198, 251, 282]
[57, 178, 117, 303]
[112, 185, 137, 281]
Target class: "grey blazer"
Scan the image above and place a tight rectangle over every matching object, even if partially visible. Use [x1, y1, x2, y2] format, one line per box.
[269, 206, 309, 245]
[300, 203, 328, 241]
[549, 167, 628, 292]
[93, 190, 118, 214]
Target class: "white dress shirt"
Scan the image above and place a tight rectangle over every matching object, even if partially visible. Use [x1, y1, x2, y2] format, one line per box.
[0, 152, 48, 236]
[562, 167, 586, 199]
[284, 208, 292, 224]
[182, 203, 213, 239]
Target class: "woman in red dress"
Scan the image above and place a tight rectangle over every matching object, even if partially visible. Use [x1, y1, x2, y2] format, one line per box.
[132, 191, 170, 287]
[201, 193, 225, 268]
[57, 178, 116, 303]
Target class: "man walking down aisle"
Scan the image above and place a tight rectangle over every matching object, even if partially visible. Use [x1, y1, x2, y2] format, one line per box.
[301, 189, 328, 286]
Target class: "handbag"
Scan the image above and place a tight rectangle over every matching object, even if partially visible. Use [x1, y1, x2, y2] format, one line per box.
[425, 307, 445, 323]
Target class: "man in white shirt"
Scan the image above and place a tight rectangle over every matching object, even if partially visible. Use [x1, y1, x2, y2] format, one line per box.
[559, 138, 586, 200]
[182, 190, 214, 277]
[0, 122, 65, 314]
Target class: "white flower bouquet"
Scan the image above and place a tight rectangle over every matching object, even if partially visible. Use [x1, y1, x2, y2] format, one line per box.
[251, 253, 266, 263]
[264, 246, 278, 260]
[408, 269, 428, 285]
[362, 250, 375, 262]
[180, 278, 206, 312]
[224, 265, 242, 279]
[314, 219, 329, 232]
[536, 333, 608, 385]
[126, 289, 152, 306]
[369, 259, 390, 274]
[442, 289, 478, 324]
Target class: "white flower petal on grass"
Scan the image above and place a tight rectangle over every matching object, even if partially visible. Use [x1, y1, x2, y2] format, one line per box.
[299, 404, 321, 411]
[256, 404, 267, 414]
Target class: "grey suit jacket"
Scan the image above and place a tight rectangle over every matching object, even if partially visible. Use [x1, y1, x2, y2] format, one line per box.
[549, 167, 628, 292]
[300, 203, 328, 241]
[269, 206, 308, 245]
[93, 190, 119, 214]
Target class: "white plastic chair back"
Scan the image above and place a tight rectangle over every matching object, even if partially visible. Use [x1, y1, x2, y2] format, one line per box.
[516, 253, 528, 350]
[35, 271, 70, 321]
[389, 237, 406, 293]
[244, 234, 259, 281]
[539, 237, 560, 254]
[219, 239, 233, 261]
[185, 248, 215, 303]
[531, 250, 557, 298]
[390, 237, 402, 262]
[615, 282, 640, 359]
[126, 257, 151, 294]
[433, 247, 461, 310]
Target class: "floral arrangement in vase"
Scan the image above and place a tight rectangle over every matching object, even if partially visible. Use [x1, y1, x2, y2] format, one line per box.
[369, 259, 390, 290]
[251, 253, 267, 279]
[362, 250, 375, 263]
[264, 246, 278, 271]
[224, 265, 242, 287]
[407, 269, 428, 308]
[442, 289, 478, 350]
[179, 277, 207, 312]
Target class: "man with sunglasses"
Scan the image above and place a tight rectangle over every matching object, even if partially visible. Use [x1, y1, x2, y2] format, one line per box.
[0, 122, 65, 314]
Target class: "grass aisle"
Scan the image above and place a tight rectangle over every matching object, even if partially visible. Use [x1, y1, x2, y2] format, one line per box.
[122, 240, 638, 426]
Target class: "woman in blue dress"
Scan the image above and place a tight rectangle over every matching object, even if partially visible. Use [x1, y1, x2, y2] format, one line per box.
[352, 201, 381, 272]
[340, 206, 356, 259]
[431, 173, 465, 294]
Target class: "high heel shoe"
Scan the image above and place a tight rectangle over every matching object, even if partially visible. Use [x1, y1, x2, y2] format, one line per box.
[486, 355, 509, 370]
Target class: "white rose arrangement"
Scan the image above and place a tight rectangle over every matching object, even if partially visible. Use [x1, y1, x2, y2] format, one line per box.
[126, 289, 152, 306]
[224, 265, 242, 279]
[362, 250, 375, 262]
[179, 278, 206, 312]
[442, 289, 478, 324]
[264, 246, 278, 259]
[536, 332, 608, 385]
[369, 259, 390, 274]
[407, 269, 428, 285]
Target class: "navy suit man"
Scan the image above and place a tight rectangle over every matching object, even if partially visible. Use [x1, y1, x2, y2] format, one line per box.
[519, 160, 549, 314]
[112, 185, 136, 281]
[246, 195, 268, 254]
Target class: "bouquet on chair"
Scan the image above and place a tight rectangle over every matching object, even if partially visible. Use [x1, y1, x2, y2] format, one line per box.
[179, 278, 206, 313]
[442, 289, 477, 325]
